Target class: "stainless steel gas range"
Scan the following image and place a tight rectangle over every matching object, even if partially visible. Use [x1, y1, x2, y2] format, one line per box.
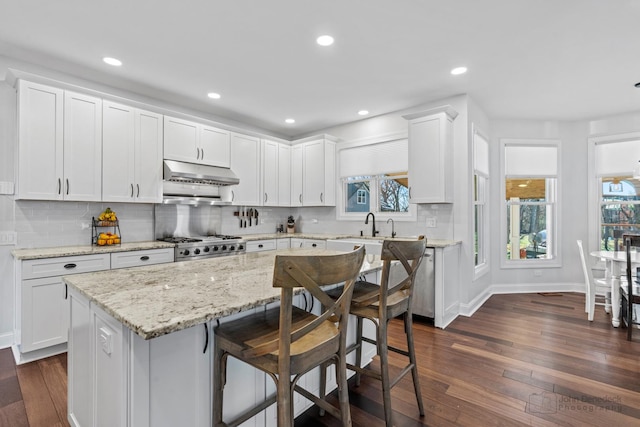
[159, 235, 246, 261]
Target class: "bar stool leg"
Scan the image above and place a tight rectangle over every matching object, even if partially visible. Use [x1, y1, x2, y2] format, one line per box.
[378, 320, 394, 426]
[213, 346, 226, 427]
[354, 316, 364, 387]
[405, 312, 425, 416]
[336, 354, 352, 426]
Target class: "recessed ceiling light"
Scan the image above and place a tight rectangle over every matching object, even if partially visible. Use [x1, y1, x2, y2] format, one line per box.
[285, 118, 295, 124]
[316, 35, 334, 46]
[103, 57, 122, 67]
[451, 66, 467, 75]
[358, 110, 369, 116]
[207, 92, 221, 99]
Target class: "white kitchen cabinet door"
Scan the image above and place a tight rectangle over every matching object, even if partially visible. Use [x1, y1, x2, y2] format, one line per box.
[200, 125, 231, 167]
[63, 91, 102, 201]
[164, 115, 199, 163]
[277, 143, 291, 206]
[262, 139, 278, 206]
[404, 106, 457, 203]
[229, 132, 261, 205]
[291, 137, 336, 207]
[103, 104, 163, 203]
[290, 144, 303, 207]
[102, 101, 136, 202]
[276, 238, 290, 250]
[135, 109, 163, 202]
[21, 276, 69, 352]
[16, 80, 64, 200]
[143, 322, 212, 427]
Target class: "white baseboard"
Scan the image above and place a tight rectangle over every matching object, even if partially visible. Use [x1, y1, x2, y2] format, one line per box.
[459, 282, 585, 318]
[0, 331, 14, 350]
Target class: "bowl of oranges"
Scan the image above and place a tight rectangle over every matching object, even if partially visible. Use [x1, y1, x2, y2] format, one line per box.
[97, 232, 121, 246]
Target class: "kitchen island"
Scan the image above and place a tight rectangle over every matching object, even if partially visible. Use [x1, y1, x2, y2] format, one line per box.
[63, 248, 382, 427]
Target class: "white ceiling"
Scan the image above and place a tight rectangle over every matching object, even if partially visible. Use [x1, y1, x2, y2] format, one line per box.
[1, 0, 639, 139]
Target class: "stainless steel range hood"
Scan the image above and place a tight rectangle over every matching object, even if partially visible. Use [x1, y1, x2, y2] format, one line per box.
[163, 160, 239, 186]
[162, 160, 239, 206]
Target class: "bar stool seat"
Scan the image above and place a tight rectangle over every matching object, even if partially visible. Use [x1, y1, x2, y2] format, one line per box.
[213, 246, 365, 427]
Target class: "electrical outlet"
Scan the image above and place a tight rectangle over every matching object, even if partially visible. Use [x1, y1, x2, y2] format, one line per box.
[426, 217, 437, 228]
[0, 231, 17, 246]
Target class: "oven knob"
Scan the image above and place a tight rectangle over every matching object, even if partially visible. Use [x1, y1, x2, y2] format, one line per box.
[222, 245, 227, 251]
[230, 245, 235, 251]
[238, 244, 244, 250]
[204, 246, 210, 252]
[213, 246, 219, 251]
[183, 249, 190, 256]
[194, 248, 201, 255]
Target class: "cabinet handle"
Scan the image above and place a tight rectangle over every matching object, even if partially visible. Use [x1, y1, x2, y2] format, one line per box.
[65, 284, 68, 300]
[299, 194, 302, 203]
[231, 190, 235, 202]
[258, 244, 263, 248]
[264, 193, 268, 203]
[131, 183, 134, 197]
[140, 256, 150, 261]
[64, 263, 77, 269]
[312, 243, 317, 248]
[57, 178, 61, 195]
[320, 192, 323, 203]
[201, 148, 204, 160]
[196, 147, 201, 160]
[203, 323, 209, 354]
[66, 179, 69, 195]
[136, 184, 140, 198]
[409, 186, 412, 199]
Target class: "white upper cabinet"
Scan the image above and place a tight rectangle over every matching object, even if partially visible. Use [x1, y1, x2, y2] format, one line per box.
[16, 80, 102, 201]
[228, 132, 261, 205]
[403, 106, 458, 204]
[102, 101, 162, 203]
[262, 139, 291, 207]
[290, 136, 336, 207]
[17, 80, 64, 200]
[63, 91, 103, 201]
[164, 115, 230, 167]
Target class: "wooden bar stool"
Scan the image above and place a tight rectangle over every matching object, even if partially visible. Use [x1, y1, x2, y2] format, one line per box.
[213, 245, 365, 427]
[320, 236, 427, 426]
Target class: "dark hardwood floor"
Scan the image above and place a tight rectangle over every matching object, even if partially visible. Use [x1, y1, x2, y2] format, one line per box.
[2, 292, 639, 426]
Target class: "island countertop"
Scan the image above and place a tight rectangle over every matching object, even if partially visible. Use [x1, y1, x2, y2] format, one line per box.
[62, 248, 382, 340]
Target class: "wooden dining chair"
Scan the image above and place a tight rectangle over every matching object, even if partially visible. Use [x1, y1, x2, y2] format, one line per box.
[622, 234, 640, 341]
[320, 236, 427, 426]
[577, 240, 610, 321]
[213, 245, 365, 427]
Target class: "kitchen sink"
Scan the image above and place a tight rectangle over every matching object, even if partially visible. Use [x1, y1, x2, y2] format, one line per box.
[326, 238, 383, 255]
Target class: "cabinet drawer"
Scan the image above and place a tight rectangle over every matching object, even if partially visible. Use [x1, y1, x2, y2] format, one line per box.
[246, 240, 277, 253]
[22, 254, 111, 280]
[111, 248, 174, 269]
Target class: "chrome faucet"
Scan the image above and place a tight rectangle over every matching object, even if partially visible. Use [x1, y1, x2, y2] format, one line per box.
[365, 212, 378, 237]
[387, 218, 396, 238]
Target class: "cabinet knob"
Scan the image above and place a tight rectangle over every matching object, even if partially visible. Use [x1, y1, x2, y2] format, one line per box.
[312, 243, 317, 247]
[64, 263, 77, 269]
[140, 256, 150, 261]
[258, 244, 263, 248]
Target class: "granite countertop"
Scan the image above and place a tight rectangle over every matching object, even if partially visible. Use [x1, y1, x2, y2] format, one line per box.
[11, 241, 175, 260]
[11, 234, 460, 261]
[63, 248, 383, 340]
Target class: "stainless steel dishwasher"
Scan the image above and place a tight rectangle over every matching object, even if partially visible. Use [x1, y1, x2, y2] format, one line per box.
[390, 248, 435, 318]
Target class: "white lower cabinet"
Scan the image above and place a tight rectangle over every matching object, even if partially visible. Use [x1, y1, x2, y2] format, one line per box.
[14, 249, 173, 364]
[289, 238, 326, 249]
[15, 253, 111, 361]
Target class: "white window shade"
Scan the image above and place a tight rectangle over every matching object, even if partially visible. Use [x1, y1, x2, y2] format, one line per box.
[474, 133, 489, 175]
[595, 140, 640, 175]
[339, 139, 408, 177]
[505, 145, 557, 177]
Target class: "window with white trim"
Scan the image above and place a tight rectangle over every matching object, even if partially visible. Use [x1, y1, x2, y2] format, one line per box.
[501, 140, 559, 265]
[473, 130, 489, 272]
[338, 137, 416, 219]
[594, 139, 640, 250]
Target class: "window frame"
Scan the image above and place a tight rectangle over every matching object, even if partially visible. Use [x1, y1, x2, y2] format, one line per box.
[336, 132, 417, 221]
[472, 126, 490, 278]
[500, 139, 561, 269]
